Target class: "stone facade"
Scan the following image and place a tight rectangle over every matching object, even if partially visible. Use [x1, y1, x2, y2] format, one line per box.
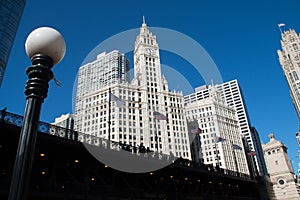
[262, 133, 300, 199]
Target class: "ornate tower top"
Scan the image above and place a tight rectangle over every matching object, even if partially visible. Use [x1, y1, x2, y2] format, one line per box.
[132, 17, 163, 88]
[268, 133, 275, 140]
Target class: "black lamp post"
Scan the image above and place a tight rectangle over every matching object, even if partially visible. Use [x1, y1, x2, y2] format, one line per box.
[8, 27, 66, 200]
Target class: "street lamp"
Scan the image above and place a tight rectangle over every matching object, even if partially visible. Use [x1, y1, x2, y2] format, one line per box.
[8, 27, 66, 200]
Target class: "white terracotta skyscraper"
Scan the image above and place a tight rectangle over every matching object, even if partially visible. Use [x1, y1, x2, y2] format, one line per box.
[74, 19, 191, 159]
[185, 85, 250, 175]
[184, 80, 267, 176]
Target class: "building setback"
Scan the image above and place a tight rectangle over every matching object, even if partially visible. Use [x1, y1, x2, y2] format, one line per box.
[74, 19, 191, 159]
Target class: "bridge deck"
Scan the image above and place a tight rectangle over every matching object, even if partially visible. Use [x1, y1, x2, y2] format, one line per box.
[0, 114, 264, 199]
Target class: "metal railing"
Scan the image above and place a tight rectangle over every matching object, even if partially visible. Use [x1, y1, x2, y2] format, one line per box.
[1, 111, 252, 180]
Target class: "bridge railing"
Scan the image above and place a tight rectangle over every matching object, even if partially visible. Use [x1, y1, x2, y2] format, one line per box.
[1, 111, 252, 180]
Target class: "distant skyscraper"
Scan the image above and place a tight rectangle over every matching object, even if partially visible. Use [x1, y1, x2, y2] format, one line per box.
[262, 133, 300, 199]
[250, 126, 269, 176]
[184, 79, 267, 175]
[277, 27, 300, 119]
[74, 19, 191, 159]
[50, 113, 77, 140]
[185, 86, 249, 174]
[0, 0, 26, 87]
[52, 113, 74, 130]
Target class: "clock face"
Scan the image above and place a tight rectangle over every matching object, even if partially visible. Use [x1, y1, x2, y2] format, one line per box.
[147, 48, 153, 55]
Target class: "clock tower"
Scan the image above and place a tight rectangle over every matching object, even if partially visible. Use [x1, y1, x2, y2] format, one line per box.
[75, 18, 191, 160]
[129, 18, 191, 158]
[133, 17, 163, 89]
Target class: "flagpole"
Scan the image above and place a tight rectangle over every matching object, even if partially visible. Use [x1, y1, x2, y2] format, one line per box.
[231, 141, 239, 175]
[278, 25, 283, 35]
[155, 118, 158, 151]
[250, 152, 257, 177]
[108, 88, 111, 142]
[215, 142, 220, 168]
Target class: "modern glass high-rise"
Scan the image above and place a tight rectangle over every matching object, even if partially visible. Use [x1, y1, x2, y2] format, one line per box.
[0, 0, 26, 87]
[75, 50, 130, 132]
[277, 28, 300, 119]
[76, 50, 130, 97]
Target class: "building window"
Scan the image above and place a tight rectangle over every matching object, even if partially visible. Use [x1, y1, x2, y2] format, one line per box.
[293, 71, 299, 81]
[293, 43, 299, 51]
[277, 149, 280, 153]
[278, 179, 285, 185]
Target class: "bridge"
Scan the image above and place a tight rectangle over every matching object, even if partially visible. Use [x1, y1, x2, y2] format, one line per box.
[0, 112, 270, 199]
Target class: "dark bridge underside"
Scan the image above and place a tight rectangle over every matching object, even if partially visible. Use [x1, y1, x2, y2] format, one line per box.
[0, 121, 264, 200]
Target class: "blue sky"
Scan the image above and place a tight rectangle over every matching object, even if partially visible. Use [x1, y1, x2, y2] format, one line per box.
[1, 0, 300, 171]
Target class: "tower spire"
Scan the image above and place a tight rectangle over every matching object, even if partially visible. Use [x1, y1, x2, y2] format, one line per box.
[211, 79, 214, 87]
[142, 16, 146, 26]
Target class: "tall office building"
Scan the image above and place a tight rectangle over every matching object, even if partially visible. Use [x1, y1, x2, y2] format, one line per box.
[74, 19, 191, 159]
[75, 50, 130, 132]
[184, 80, 267, 175]
[185, 86, 249, 174]
[0, 0, 26, 87]
[278, 27, 300, 182]
[76, 50, 130, 97]
[250, 126, 269, 176]
[277, 28, 300, 119]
